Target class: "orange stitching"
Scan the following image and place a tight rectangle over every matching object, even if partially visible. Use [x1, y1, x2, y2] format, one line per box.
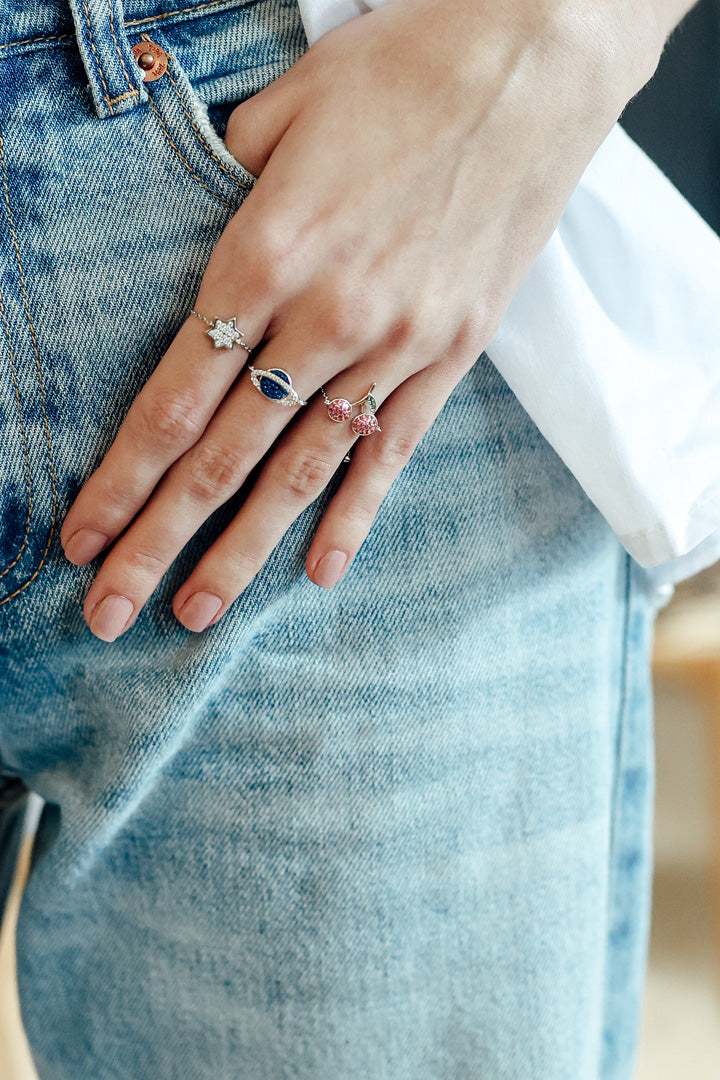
[145, 91, 234, 209]
[0, 0, 243, 52]
[155, 50, 250, 191]
[0, 126, 58, 608]
[0, 32, 72, 51]
[0, 290, 33, 581]
[125, 0, 240, 28]
[81, 0, 114, 116]
[105, 89, 140, 105]
[108, 0, 137, 93]
[0, 0, 242, 53]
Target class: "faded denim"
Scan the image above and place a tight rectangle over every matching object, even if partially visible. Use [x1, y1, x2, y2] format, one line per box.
[0, 1, 660, 1078]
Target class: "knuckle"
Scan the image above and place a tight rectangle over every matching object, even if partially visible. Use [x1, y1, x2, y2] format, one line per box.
[373, 432, 417, 471]
[339, 499, 376, 531]
[316, 290, 370, 351]
[124, 545, 168, 578]
[143, 387, 204, 449]
[183, 441, 248, 502]
[98, 471, 141, 516]
[223, 106, 249, 158]
[222, 546, 264, 581]
[249, 251, 288, 300]
[462, 297, 502, 351]
[384, 312, 421, 352]
[279, 451, 336, 503]
[244, 220, 297, 297]
[253, 218, 291, 266]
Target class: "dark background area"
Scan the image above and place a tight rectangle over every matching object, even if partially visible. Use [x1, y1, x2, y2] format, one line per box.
[621, 0, 720, 235]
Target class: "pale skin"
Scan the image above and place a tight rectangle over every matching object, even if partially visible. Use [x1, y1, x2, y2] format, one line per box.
[61, 0, 696, 641]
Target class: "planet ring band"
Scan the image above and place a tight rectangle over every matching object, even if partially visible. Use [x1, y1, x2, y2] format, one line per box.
[249, 366, 307, 408]
[191, 310, 252, 353]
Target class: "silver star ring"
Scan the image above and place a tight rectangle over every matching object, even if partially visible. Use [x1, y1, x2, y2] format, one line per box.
[191, 310, 252, 353]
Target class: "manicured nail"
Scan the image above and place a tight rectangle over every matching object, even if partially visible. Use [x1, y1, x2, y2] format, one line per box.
[89, 594, 134, 642]
[64, 528, 109, 565]
[178, 591, 223, 632]
[313, 550, 347, 589]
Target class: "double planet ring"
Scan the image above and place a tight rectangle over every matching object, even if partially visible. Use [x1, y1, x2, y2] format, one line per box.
[320, 383, 380, 436]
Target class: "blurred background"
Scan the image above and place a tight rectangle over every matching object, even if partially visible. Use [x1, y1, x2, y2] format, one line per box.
[2, 2, 720, 1077]
[622, 4, 720, 1071]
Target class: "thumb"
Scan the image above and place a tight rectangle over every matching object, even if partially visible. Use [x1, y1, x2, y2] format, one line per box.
[224, 67, 304, 177]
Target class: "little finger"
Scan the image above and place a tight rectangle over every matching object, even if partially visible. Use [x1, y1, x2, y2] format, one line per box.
[306, 362, 462, 588]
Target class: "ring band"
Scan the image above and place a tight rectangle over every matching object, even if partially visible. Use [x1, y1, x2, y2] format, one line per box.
[191, 310, 252, 353]
[249, 366, 307, 408]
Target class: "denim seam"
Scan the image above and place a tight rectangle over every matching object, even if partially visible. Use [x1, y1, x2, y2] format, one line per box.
[0, 125, 58, 606]
[607, 553, 633, 868]
[0, 290, 33, 582]
[125, 0, 248, 28]
[144, 92, 234, 208]
[0, 33, 73, 51]
[157, 47, 251, 191]
[0, 0, 247, 54]
[108, 0, 141, 98]
[80, 0, 116, 115]
[106, 88, 141, 105]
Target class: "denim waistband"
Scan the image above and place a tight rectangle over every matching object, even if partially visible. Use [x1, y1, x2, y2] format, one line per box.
[0, 0, 255, 45]
[0, 0, 263, 119]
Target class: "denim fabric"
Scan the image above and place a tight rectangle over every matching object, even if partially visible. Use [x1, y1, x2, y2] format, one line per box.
[0, 1, 659, 1077]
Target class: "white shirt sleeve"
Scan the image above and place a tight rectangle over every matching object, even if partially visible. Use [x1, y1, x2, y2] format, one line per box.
[487, 124, 720, 581]
[298, 0, 720, 585]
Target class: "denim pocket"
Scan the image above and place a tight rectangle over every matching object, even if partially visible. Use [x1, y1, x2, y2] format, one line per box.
[133, 29, 258, 212]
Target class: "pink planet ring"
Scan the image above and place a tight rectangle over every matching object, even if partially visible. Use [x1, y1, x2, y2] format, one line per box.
[320, 382, 381, 436]
[327, 398, 353, 423]
[351, 412, 379, 437]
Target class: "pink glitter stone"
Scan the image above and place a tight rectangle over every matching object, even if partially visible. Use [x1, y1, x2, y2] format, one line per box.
[351, 413, 378, 436]
[328, 398, 352, 422]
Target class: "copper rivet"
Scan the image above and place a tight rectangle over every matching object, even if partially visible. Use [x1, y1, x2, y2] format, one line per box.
[131, 41, 168, 82]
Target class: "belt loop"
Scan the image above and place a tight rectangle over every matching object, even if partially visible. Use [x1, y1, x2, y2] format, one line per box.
[67, 0, 148, 119]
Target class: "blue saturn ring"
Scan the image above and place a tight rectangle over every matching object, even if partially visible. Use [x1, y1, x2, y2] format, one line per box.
[248, 365, 307, 408]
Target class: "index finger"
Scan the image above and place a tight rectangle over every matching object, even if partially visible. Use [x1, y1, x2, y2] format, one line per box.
[60, 223, 275, 563]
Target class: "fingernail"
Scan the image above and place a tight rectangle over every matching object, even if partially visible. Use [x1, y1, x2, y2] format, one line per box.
[64, 528, 109, 565]
[89, 594, 134, 642]
[314, 550, 347, 589]
[178, 591, 223, 632]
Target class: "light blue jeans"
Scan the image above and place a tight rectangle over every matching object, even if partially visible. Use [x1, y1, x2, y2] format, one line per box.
[0, 1, 660, 1077]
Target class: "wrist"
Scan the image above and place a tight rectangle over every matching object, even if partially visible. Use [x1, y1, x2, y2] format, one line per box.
[547, 1, 665, 107]
[432, 0, 668, 111]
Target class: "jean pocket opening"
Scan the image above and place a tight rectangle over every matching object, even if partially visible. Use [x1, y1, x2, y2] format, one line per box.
[134, 29, 259, 208]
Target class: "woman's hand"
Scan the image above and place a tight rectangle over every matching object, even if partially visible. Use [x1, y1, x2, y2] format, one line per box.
[60, 0, 662, 641]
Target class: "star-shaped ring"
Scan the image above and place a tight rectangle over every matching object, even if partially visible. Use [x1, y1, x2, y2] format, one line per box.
[190, 310, 252, 353]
